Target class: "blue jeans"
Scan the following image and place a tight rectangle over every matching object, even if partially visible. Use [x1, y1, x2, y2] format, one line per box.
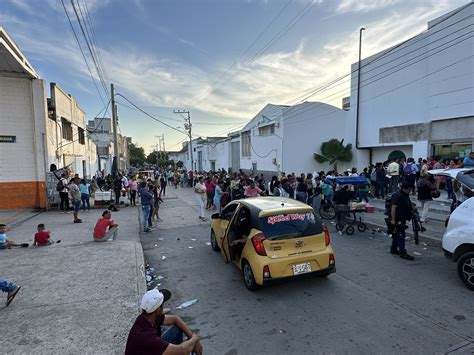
[296, 191, 307, 203]
[161, 326, 183, 345]
[142, 204, 151, 231]
[376, 179, 385, 197]
[114, 189, 121, 205]
[81, 193, 90, 211]
[0, 279, 17, 293]
[312, 194, 322, 217]
[358, 191, 369, 203]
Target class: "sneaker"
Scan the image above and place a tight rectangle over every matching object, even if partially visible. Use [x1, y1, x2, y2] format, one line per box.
[66, 211, 72, 214]
[143, 229, 151, 233]
[399, 253, 415, 261]
[60, 211, 65, 214]
[74, 219, 82, 223]
[149, 225, 157, 229]
[390, 249, 399, 255]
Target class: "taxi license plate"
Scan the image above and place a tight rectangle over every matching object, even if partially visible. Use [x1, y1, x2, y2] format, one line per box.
[292, 262, 311, 275]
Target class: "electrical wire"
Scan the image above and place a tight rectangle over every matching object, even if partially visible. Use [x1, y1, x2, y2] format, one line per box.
[70, 0, 109, 97]
[190, 0, 294, 106]
[60, 0, 106, 105]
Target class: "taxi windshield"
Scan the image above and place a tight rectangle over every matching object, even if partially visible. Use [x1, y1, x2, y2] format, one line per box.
[259, 211, 323, 240]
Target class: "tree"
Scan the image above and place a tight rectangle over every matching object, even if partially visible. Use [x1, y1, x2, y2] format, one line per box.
[129, 143, 146, 167]
[176, 160, 184, 168]
[314, 138, 352, 172]
[146, 151, 171, 167]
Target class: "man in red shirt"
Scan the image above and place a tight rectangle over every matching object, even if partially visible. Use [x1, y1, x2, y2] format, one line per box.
[93, 210, 118, 242]
[125, 288, 202, 355]
[34, 224, 56, 246]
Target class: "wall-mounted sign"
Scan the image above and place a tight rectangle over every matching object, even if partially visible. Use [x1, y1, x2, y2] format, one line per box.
[0, 135, 16, 143]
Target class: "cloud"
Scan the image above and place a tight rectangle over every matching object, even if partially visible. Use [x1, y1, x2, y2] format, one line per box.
[336, 0, 402, 13]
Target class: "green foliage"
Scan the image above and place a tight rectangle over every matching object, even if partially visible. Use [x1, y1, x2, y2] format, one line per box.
[146, 151, 171, 166]
[314, 138, 353, 172]
[176, 160, 184, 168]
[129, 143, 146, 167]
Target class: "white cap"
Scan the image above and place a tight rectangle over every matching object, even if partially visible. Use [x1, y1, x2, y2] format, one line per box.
[140, 288, 171, 313]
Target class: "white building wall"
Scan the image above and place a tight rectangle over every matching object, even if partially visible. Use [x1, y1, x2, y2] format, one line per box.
[0, 76, 47, 182]
[346, 3, 474, 168]
[240, 104, 284, 173]
[282, 102, 347, 174]
[214, 139, 230, 171]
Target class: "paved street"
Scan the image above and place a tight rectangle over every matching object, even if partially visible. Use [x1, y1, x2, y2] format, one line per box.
[142, 187, 474, 354]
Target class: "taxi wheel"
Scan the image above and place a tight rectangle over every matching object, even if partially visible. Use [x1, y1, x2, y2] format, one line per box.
[242, 261, 260, 291]
[210, 230, 220, 251]
[457, 252, 474, 291]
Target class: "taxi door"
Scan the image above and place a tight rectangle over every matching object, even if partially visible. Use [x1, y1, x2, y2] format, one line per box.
[215, 203, 239, 263]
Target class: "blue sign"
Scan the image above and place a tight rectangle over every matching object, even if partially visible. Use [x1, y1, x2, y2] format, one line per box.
[0, 135, 16, 143]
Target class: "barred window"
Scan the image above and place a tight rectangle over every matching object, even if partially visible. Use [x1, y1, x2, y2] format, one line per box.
[241, 130, 251, 157]
[78, 128, 85, 145]
[61, 118, 73, 141]
[258, 124, 275, 136]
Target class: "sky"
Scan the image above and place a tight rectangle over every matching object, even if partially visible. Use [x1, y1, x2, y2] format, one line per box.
[0, 0, 469, 153]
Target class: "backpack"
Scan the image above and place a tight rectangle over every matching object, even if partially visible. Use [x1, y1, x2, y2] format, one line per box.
[56, 180, 64, 192]
[403, 163, 412, 175]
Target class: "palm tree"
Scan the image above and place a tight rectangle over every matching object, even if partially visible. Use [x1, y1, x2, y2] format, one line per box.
[314, 138, 353, 172]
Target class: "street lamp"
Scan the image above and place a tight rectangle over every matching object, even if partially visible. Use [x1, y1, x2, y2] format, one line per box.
[355, 27, 365, 149]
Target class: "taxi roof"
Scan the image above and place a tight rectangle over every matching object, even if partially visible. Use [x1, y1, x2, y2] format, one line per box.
[239, 197, 312, 216]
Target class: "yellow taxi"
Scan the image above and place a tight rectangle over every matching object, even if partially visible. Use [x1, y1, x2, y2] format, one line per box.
[210, 197, 335, 290]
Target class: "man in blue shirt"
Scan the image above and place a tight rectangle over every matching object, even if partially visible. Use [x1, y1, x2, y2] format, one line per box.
[463, 152, 474, 167]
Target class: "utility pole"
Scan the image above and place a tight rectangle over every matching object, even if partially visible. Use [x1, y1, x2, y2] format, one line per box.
[355, 27, 365, 149]
[111, 83, 119, 177]
[151, 144, 160, 167]
[174, 110, 193, 171]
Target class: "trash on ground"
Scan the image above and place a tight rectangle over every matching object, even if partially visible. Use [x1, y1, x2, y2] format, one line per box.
[146, 275, 152, 282]
[162, 256, 167, 260]
[413, 252, 422, 256]
[423, 248, 427, 250]
[191, 238, 197, 241]
[338, 231, 343, 235]
[149, 267, 155, 272]
[154, 244, 158, 247]
[188, 246, 194, 249]
[330, 221, 335, 224]
[176, 299, 199, 309]
[206, 242, 211, 246]
[156, 275, 164, 280]
[423, 243, 427, 246]
[158, 238, 164, 241]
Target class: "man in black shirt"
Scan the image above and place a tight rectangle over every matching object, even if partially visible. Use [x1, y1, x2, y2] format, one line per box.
[390, 182, 415, 260]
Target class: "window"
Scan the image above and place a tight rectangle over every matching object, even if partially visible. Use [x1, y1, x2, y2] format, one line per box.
[210, 161, 216, 171]
[241, 131, 251, 157]
[258, 124, 275, 136]
[221, 203, 238, 220]
[61, 118, 73, 141]
[78, 128, 85, 145]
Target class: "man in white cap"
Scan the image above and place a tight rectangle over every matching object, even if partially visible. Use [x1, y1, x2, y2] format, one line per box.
[125, 288, 202, 355]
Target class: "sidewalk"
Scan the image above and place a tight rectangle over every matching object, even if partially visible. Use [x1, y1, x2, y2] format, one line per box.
[1, 207, 146, 353]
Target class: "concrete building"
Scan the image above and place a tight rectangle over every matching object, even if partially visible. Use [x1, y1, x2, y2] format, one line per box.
[0, 28, 99, 209]
[347, 2, 474, 168]
[0, 27, 48, 209]
[239, 102, 347, 176]
[47, 83, 98, 179]
[87, 117, 130, 175]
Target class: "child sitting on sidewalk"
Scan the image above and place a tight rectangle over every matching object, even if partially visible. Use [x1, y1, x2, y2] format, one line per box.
[0, 224, 29, 249]
[93, 210, 119, 242]
[33, 224, 59, 246]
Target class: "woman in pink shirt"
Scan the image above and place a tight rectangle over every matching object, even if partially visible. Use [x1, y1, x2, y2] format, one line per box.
[129, 178, 138, 206]
[244, 181, 262, 198]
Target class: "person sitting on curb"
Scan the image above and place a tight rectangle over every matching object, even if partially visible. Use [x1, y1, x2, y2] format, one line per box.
[125, 288, 202, 355]
[0, 224, 28, 249]
[33, 223, 59, 246]
[93, 210, 119, 242]
[0, 278, 21, 306]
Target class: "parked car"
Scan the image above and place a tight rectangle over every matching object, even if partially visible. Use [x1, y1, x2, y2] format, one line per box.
[429, 168, 474, 291]
[210, 197, 335, 291]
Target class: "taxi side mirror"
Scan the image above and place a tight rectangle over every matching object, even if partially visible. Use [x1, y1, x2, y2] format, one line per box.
[211, 213, 220, 220]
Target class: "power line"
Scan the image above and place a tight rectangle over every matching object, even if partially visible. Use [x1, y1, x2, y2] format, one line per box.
[70, 0, 109, 97]
[60, 0, 106, 105]
[190, 0, 294, 106]
[115, 93, 188, 136]
[194, 0, 316, 106]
